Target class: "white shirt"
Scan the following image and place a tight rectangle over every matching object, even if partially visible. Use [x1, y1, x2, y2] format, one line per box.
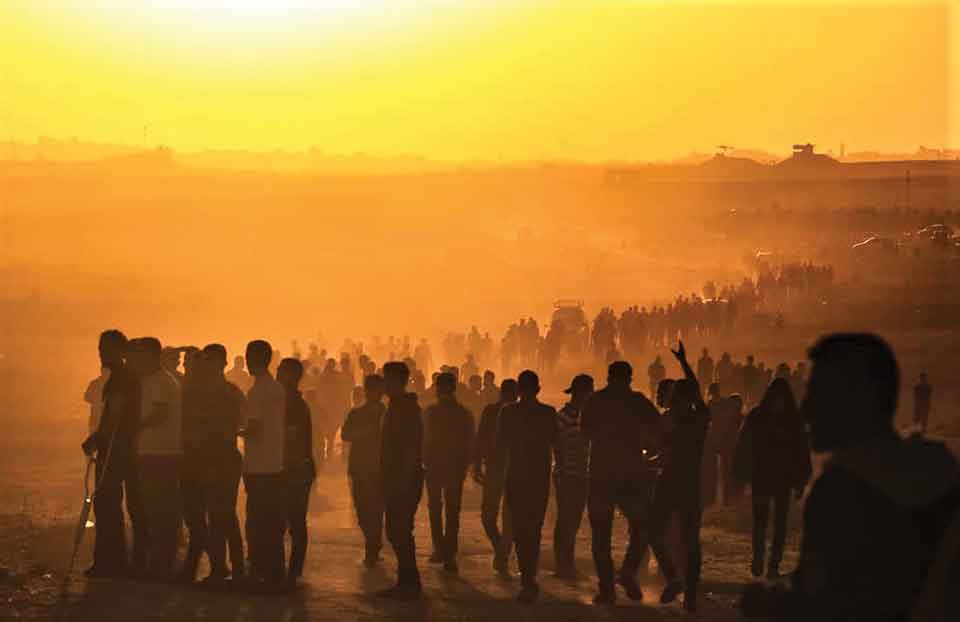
[138, 369, 183, 457]
[244, 374, 286, 474]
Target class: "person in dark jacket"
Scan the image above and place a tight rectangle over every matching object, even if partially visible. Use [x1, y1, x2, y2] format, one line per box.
[377, 361, 424, 600]
[733, 378, 812, 579]
[643, 342, 711, 611]
[340, 374, 386, 567]
[81, 329, 147, 577]
[278, 358, 316, 587]
[552, 373, 593, 580]
[581, 360, 662, 605]
[497, 370, 556, 603]
[741, 333, 960, 621]
[179, 346, 247, 584]
[422, 372, 475, 573]
[473, 378, 518, 577]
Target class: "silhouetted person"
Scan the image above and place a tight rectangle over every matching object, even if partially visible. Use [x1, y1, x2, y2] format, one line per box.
[133, 337, 183, 580]
[553, 373, 593, 580]
[497, 370, 556, 603]
[81, 330, 147, 577]
[378, 361, 424, 600]
[733, 378, 811, 580]
[423, 372, 475, 573]
[241, 339, 287, 588]
[741, 333, 960, 621]
[481, 370, 499, 406]
[648, 355, 666, 397]
[708, 388, 744, 505]
[473, 378, 517, 577]
[697, 348, 715, 388]
[914, 372, 932, 433]
[278, 358, 316, 587]
[161, 346, 184, 383]
[639, 343, 710, 611]
[83, 366, 110, 435]
[581, 360, 661, 604]
[202, 344, 246, 582]
[226, 355, 252, 393]
[341, 374, 386, 567]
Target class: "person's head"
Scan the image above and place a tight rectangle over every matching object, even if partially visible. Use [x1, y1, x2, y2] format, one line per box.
[775, 362, 791, 380]
[161, 347, 181, 374]
[607, 361, 633, 388]
[352, 385, 365, 406]
[448, 366, 460, 383]
[483, 370, 495, 387]
[383, 361, 410, 397]
[324, 358, 337, 373]
[920, 371, 928, 384]
[499, 378, 518, 403]
[137, 337, 163, 374]
[746, 354, 755, 366]
[564, 373, 594, 406]
[232, 355, 244, 370]
[802, 333, 899, 453]
[701, 348, 709, 357]
[98, 329, 128, 369]
[277, 357, 304, 391]
[707, 382, 721, 400]
[469, 374, 482, 392]
[517, 370, 540, 400]
[245, 340, 273, 376]
[729, 393, 744, 414]
[668, 378, 698, 413]
[200, 343, 227, 370]
[182, 346, 201, 378]
[760, 377, 798, 418]
[363, 374, 385, 403]
[435, 372, 456, 398]
[656, 378, 675, 408]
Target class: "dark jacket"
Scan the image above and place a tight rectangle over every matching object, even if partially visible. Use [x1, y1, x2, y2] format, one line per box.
[733, 405, 812, 494]
[769, 434, 960, 621]
[380, 392, 423, 497]
[423, 397, 475, 475]
[659, 403, 711, 501]
[581, 385, 661, 482]
[90, 365, 141, 466]
[341, 400, 385, 479]
[496, 399, 556, 485]
[475, 400, 506, 476]
[182, 379, 245, 472]
[284, 389, 315, 476]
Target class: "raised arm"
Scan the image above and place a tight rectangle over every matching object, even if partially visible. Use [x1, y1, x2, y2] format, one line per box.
[672, 341, 706, 410]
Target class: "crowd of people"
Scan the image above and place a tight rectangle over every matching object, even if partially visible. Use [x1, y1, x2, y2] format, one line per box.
[79, 328, 959, 619]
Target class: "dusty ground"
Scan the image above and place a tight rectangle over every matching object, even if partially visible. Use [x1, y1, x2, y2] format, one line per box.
[0, 423, 798, 622]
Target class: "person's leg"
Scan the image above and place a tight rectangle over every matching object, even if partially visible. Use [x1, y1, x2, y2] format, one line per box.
[204, 468, 231, 579]
[123, 461, 148, 573]
[768, 488, 789, 577]
[384, 476, 423, 591]
[225, 454, 244, 578]
[91, 460, 126, 574]
[425, 471, 445, 560]
[682, 503, 704, 610]
[481, 472, 504, 552]
[587, 482, 617, 595]
[179, 468, 207, 581]
[751, 487, 770, 577]
[443, 472, 465, 562]
[286, 469, 312, 581]
[553, 474, 569, 573]
[243, 474, 262, 579]
[157, 457, 183, 579]
[263, 472, 288, 584]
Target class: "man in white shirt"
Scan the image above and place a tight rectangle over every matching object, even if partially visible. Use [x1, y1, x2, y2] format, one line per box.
[241, 339, 287, 588]
[131, 336, 183, 580]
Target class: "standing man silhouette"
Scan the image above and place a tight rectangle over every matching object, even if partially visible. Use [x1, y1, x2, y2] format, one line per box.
[497, 370, 556, 603]
[378, 361, 424, 600]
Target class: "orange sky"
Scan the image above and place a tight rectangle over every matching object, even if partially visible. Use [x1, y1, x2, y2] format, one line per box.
[0, 0, 954, 161]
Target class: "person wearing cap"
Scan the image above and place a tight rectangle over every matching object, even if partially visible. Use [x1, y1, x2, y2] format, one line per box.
[496, 370, 557, 604]
[581, 360, 662, 605]
[552, 373, 594, 580]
